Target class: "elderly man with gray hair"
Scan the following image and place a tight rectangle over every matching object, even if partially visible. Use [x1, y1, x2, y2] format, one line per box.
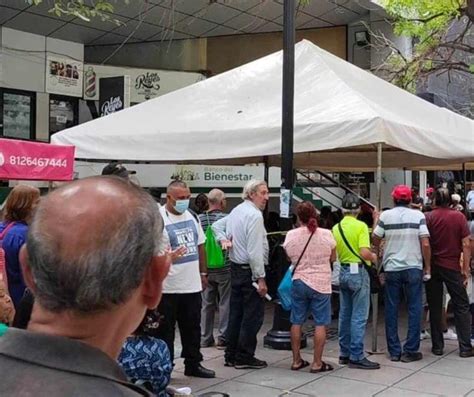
[198, 189, 231, 350]
[0, 176, 170, 396]
[212, 180, 269, 369]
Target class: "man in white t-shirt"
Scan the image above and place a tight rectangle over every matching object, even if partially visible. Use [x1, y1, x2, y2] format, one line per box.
[155, 180, 215, 379]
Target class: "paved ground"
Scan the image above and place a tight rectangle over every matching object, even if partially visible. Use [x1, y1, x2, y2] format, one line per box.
[169, 304, 474, 397]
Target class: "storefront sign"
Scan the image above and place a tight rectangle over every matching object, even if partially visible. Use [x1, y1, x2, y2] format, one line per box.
[46, 55, 83, 97]
[99, 76, 130, 117]
[169, 165, 263, 187]
[83, 64, 204, 103]
[0, 138, 75, 181]
[74, 162, 265, 188]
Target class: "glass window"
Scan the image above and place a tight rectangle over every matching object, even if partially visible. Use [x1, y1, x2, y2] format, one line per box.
[49, 95, 78, 136]
[0, 89, 35, 139]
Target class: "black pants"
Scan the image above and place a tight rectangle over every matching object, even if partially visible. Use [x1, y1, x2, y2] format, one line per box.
[154, 292, 203, 367]
[225, 264, 264, 363]
[426, 266, 473, 353]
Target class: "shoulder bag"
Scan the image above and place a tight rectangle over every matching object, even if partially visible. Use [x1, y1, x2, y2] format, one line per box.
[278, 230, 315, 311]
[337, 223, 381, 294]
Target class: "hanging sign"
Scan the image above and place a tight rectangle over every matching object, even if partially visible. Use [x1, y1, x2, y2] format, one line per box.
[46, 55, 83, 97]
[0, 138, 75, 181]
[99, 76, 130, 117]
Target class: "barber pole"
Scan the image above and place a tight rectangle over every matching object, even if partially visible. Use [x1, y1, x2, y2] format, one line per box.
[84, 66, 97, 98]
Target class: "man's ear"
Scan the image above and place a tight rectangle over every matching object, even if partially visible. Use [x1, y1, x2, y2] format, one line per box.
[19, 245, 36, 293]
[142, 255, 170, 309]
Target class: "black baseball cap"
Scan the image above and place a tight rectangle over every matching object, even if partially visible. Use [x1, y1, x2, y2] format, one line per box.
[101, 162, 136, 178]
[342, 193, 361, 210]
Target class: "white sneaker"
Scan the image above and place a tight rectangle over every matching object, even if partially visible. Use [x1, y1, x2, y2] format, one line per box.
[443, 328, 458, 340]
[420, 330, 431, 340]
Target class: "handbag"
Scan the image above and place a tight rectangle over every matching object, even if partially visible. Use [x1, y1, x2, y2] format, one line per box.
[337, 223, 381, 294]
[204, 213, 225, 269]
[278, 231, 314, 311]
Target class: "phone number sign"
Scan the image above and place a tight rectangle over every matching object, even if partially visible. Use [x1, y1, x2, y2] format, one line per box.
[0, 138, 75, 181]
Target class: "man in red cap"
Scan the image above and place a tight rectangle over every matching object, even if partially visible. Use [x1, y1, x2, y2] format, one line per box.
[373, 185, 431, 363]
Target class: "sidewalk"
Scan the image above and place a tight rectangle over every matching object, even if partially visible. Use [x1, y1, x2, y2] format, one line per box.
[169, 304, 474, 397]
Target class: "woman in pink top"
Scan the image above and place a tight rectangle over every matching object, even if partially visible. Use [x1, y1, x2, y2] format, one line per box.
[283, 201, 336, 373]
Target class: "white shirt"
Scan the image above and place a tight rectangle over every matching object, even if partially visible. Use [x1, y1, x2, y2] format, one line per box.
[466, 190, 474, 211]
[159, 206, 205, 294]
[212, 200, 268, 280]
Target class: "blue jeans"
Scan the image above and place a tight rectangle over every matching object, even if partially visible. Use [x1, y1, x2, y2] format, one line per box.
[338, 265, 370, 362]
[384, 268, 423, 357]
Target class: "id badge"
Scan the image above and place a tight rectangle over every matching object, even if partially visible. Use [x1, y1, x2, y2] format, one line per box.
[350, 263, 359, 274]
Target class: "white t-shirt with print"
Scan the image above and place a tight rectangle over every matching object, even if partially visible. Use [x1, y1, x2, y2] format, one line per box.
[159, 206, 206, 294]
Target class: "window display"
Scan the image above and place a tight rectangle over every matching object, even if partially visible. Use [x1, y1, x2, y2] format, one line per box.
[1, 90, 35, 140]
[49, 96, 78, 136]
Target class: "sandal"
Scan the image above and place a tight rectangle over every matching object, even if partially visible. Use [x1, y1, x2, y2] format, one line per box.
[310, 361, 334, 373]
[291, 360, 310, 371]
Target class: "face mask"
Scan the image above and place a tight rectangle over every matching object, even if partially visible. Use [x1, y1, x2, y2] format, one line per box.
[174, 199, 190, 214]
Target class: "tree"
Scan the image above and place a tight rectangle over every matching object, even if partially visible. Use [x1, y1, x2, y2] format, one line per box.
[373, 0, 473, 92]
[26, 0, 129, 24]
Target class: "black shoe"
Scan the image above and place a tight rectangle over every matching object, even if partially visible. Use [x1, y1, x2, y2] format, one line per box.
[390, 355, 401, 362]
[339, 356, 349, 365]
[224, 359, 235, 367]
[184, 364, 216, 378]
[348, 357, 380, 370]
[401, 352, 423, 363]
[216, 340, 227, 350]
[234, 357, 267, 369]
[459, 349, 474, 358]
[431, 348, 444, 356]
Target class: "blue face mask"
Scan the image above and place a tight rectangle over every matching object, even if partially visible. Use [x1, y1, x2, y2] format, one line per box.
[174, 199, 190, 214]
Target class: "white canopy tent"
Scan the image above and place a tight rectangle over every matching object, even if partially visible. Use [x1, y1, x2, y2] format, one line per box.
[52, 39, 474, 354]
[52, 40, 474, 170]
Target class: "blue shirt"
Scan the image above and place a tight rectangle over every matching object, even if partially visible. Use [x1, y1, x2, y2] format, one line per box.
[0, 222, 28, 308]
[118, 336, 172, 397]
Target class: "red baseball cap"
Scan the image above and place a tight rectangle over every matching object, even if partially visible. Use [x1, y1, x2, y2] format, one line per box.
[392, 185, 412, 201]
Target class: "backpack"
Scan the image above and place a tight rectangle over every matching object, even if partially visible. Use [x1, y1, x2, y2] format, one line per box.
[204, 214, 225, 269]
[0, 223, 16, 325]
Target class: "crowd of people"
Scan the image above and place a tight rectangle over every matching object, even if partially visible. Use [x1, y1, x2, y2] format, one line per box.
[0, 163, 473, 396]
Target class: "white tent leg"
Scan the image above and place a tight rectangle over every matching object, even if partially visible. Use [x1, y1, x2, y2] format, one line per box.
[370, 143, 383, 354]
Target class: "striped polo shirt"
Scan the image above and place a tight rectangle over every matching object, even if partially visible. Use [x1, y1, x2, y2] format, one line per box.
[373, 206, 430, 272]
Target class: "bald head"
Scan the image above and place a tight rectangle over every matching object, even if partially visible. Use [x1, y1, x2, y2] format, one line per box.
[39, 177, 144, 261]
[27, 176, 164, 313]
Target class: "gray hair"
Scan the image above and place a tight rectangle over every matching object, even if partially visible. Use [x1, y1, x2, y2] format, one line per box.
[242, 179, 267, 200]
[208, 189, 225, 205]
[342, 208, 360, 216]
[27, 178, 164, 313]
[167, 179, 188, 193]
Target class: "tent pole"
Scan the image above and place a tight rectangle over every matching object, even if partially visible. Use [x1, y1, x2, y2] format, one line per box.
[264, 0, 304, 351]
[264, 157, 269, 220]
[370, 143, 383, 354]
[462, 162, 467, 217]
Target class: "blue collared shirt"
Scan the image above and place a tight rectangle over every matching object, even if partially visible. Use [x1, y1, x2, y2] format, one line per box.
[212, 200, 268, 279]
